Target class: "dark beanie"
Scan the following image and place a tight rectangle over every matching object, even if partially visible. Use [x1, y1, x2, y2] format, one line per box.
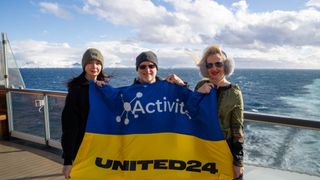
[82, 48, 104, 69]
[135, 51, 158, 71]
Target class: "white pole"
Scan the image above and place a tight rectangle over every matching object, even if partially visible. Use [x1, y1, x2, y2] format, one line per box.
[2, 32, 9, 88]
[2, 32, 14, 132]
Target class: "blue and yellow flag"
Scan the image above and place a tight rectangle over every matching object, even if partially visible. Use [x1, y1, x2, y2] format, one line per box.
[71, 81, 233, 179]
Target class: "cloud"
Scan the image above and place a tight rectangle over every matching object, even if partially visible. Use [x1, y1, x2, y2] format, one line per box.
[83, 0, 170, 25]
[9, 38, 320, 69]
[306, 0, 320, 8]
[82, 0, 184, 43]
[10, 39, 198, 68]
[231, 45, 320, 69]
[216, 8, 320, 48]
[77, 0, 320, 69]
[81, 0, 320, 47]
[8, 0, 320, 69]
[231, 0, 248, 12]
[84, 41, 197, 68]
[11, 40, 78, 68]
[39, 2, 72, 20]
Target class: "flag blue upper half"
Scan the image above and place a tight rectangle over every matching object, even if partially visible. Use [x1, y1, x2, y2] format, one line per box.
[87, 81, 224, 141]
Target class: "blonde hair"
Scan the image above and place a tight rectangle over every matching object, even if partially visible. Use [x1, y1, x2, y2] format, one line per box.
[197, 44, 235, 78]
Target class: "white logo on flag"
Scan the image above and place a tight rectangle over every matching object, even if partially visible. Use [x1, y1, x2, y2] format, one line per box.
[116, 92, 191, 125]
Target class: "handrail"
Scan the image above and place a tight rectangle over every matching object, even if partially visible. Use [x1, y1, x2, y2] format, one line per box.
[244, 112, 320, 131]
[1, 87, 320, 131]
[0, 87, 66, 97]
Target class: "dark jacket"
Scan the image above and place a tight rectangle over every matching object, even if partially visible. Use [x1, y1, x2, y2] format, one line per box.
[61, 74, 90, 165]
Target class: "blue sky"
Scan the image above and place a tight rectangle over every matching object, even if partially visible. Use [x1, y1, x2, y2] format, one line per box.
[1, 0, 320, 69]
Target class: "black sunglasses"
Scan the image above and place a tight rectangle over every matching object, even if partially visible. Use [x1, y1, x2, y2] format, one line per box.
[205, 61, 224, 69]
[139, 64, 156, 70]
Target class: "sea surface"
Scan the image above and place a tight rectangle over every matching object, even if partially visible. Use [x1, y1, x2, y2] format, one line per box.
[18, 68, 320, 176]
[21, 68, 320, 120]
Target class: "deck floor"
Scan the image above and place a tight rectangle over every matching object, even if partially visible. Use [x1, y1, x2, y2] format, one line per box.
[1, 140, 319, 180]
[0, 140, 63, 180]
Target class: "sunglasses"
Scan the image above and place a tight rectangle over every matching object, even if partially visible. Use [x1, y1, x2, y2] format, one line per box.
[205, 62, 224, 69]
[139, 64, 156, 70]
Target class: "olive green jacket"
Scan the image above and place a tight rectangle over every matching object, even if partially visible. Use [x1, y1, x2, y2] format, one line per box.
[195, 79, 244, 166]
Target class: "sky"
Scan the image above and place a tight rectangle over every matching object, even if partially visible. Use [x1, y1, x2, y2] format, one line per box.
[1, 0, 320, 69]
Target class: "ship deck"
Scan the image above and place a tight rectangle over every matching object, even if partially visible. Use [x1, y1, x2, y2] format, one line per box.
[1, 139, 320, 180]
[0, 140, 62, 180]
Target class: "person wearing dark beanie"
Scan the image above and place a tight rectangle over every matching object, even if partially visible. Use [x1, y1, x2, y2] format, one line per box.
[82, 48, 104, 70]
[61, 48, 108, 179]
[133, 51, 160, 84]
[133, 50, 187, 86]
[135, 51, 158, 71]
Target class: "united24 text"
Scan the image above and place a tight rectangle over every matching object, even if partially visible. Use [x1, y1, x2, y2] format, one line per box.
[95, 157, 218, 174]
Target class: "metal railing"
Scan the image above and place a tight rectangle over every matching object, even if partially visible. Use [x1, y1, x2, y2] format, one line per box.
[1, 87, 320, 149]
[244, 112, 320, 130]
[1, 88, 66, 149]
[2, 87, 319, 135]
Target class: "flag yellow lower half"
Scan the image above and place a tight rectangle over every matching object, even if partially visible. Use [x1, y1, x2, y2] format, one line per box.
[71, 133, 233, 180]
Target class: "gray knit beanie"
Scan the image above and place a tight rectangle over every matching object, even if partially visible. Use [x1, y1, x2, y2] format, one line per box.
[135, 51, 158, 71]
[82, 48, 104, 69]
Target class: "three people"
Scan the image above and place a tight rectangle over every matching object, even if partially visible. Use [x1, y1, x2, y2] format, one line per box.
[61, 47, 244, 179]
[61, 48, 107, 179]
[195, 45, 244, 179]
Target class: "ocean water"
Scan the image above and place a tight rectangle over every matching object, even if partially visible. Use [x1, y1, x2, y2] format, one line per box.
[19, 68, 320, 176]
[20, 68, 320, 120]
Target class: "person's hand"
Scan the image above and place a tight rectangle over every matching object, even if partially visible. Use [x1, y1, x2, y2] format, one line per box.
[96, 80, 106, 87]
[233, 165, 244, 179]
[165, 74, 186, 86]
[196, 83, 214, 94]
[62, 165, 72, 179]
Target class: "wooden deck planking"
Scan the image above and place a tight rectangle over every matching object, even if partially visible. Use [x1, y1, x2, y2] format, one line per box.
[0, 141, 63, 180]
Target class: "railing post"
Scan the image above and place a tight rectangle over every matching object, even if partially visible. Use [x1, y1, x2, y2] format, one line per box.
[5, 93, 13, 133]
[43, 94, 51, 145]
[2, 33, 9, 88]
[2, 33, 14, 133]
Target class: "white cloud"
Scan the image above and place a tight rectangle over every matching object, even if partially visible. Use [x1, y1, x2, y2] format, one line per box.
[232, 0, 248, 13]
[306, 0, 320, 8]
[83, 0, 169, 25]
[82, 0, 183, 43]
[7, 0, 320, 69]
[83, 41, 198, 68]
[10, 39, 198, 68]
[228, 45, 320, 69]
[217, 8, 320, 49]
[39, 2, 71, 20]
[9, 38, 320, 69]
[81, 0, 320, 47]
[82, 0, 234, 44]
[11, 40, 78, 68]
[165, 0, 234, 43]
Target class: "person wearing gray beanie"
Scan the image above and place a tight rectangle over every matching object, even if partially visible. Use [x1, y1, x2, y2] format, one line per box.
[135, 51, 158, 71]
[133, 51, 159, 84]
[133, 50, 186, 86]
[61, 47, 108, 179]
[82, 48, 104, 70]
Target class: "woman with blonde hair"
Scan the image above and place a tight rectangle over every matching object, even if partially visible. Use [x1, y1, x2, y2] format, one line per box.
[195, 45, 244, 180]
